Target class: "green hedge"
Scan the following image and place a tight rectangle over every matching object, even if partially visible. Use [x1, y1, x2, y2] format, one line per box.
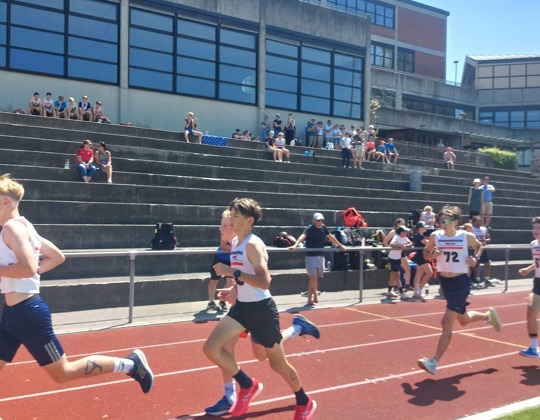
[478, 147, 518, 170]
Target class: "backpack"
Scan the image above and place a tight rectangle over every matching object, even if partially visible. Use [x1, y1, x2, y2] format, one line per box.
[273, 231, 297, 247]
[290, 137, 302, 146]
[343, 207, 368, 228]
[342, 227, 363, 246]
[406, 209, 423, 228]
[331, 229, 348, 245]
[151, 223, 178, 250]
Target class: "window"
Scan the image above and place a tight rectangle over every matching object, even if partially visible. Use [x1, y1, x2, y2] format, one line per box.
[397, 48, 414, 73]
[480, 109, 540, 129]
[327, 0, 395, 29]
[265, 39, 299, 110]
[371, 43, 393, 69]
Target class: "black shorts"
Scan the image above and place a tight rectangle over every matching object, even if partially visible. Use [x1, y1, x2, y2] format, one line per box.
[533, 277, 540, 296]
[389, 257, 401, 272]
[209, 254, 230, 280]
[227, 298, 282, 348]
[478, 251, 490, 264]
[440, 273, 471, 315]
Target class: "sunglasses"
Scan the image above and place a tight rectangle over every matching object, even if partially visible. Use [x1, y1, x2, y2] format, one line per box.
[439, 217, 455, 225]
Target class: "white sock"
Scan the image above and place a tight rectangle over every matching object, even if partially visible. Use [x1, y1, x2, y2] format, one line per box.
[224, 382, 236, 404]
[530, 337, 539, 350]
[113, 357, 134, 374]
[286, 325, 301, 339]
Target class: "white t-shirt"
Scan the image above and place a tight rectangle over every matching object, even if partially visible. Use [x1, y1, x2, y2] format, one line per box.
[389, 235, 410, 260]
[531, 239, 540, 278]
[433, 230, 469, 274]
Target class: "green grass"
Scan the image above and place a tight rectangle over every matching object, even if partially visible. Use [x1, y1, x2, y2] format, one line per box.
[499, 406, 540, 419]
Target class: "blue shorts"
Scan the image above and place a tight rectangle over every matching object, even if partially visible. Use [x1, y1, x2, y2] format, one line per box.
[0, 295, 64, 366]
[440, 274, 471, 315]
[533, 277, 540, 296]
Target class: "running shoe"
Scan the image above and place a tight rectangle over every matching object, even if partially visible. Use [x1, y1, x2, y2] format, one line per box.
[205, 396, 233, 416]
[219, 301, 227, 311]
[411, 293, 426, 302]
[400, 292, 410, 301]
[519, 347, 540, 358]
[293, 397, 317, 420]
[293, 314, 321, 339]
[126, 349, 154, 393]
[417, 357, 437, 375]
[300, 291, 322, 297]
[386, 291, 399, 299]
[487, 307, 503, 332]
[207, 301, 218, 310]
[229, 378, 263, 417]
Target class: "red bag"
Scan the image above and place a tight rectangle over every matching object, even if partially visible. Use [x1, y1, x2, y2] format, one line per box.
[343, 207, 368, 228]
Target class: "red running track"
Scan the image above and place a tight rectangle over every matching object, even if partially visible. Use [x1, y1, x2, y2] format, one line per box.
[1, 291, 538, 419]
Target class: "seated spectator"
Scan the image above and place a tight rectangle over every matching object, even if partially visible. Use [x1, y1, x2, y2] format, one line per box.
[232, 129, 242, 139]
[28, 91, 43, 116]
[66, 97, 78, 120]
[55, 96, 67, 118]
[92, 100, 111, 123]
[78, 95, 93, 121]
[43, 92, 55, 117]
[242, 130, 253, 141]
[76, 139, 97, 183]
[275, 132, 291, 162]
[183, 111, 202, 143]
[375, 140, 389, 163]
[265, 130, 282, 162]
[95, 141, 113, 183]
[421, 205, 437, 236]
[364, 138, 376, 161]
[444, 146, 456, 170]
[385, 138, 399, 164]
[352, 135, 364, 169]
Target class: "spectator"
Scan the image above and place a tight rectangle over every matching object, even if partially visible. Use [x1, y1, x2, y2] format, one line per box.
[388, 226, 413, 300]
[367, 125, 376, 141]
[315, 120, 324, 149]
[265, 131, 282, 162]
[323, 120, 333, 149]
[444, 147, 456, 170]
[468, 178, 483, 221]
[383, 218, 406, 248]
[232, 129, 242, 139]
[92, 100, 111, 123]
[352, 134, 365, 169]
[28, 91, 43, 116]
[78, 95, 93, 121]
[95, 141, 113, 183]
[55, 96, 67, 119]
[357, 126, 367, 142]
[375, 140, 389, 163]
[436, 139, 445, 149]
[183, 111, 203, 143]
[471, 215, 494, 287]
[275, 132, 291, 162]
[284, 113, 296, 145]
[421, 205, 437, 236]
[242, 130, 253, 141]
[76, 139, 96, 183]
[385, 138, 399, 164]
[42, 92, 55, 117]
[260, 115, 271, 141]
[305, 118, 317, 148]
[332, 124, 342, 150]
[272, 113, 283, 135]
[410, 221, 433, 301]
[340, 131, 353, 168]
[481, 176, 495, 227]
[364, 137, 376, 161]
[66, 97, 78, 120]
[290, 212, 346, 306]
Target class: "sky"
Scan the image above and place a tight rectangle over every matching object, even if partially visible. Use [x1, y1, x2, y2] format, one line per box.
[420, 0, 540, 83]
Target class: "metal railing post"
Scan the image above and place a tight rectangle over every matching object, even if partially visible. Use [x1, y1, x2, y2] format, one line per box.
[128, 250, 137, 323]
[503, 246, 510, 293]
[358, 248, 365, 303]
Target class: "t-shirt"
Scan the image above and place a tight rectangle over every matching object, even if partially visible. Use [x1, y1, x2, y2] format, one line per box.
[77, 147, 94, 164]
[433, 230, 469, 274]
[482, 184, 494, 202]
[389, 235, 410, 260]
[531, 239, 540, 278]
[303, 224, 329, 257]
[469, 187, 483, 212]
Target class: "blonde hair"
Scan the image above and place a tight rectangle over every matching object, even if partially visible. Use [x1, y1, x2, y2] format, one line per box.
[423, 205, 433, 212]
[221, 209, 231, 219]
[0, 173, 25, 202]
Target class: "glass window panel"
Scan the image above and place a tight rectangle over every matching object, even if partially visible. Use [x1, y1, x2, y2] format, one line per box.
[177, 75, 215, 97]
[510, 76, 526, 88]
[494, 65, 509, 77]
[527, 120, 540, 128]
[386, 7, 394, 18]
[302, 46, 331, 64]
[266, 40, 297, 57]
[0, 47, 5, 67]
[384, 57, 393, 68]
[301, 62, 330, 81]
[0, 2, 6, 22]
[219, 82, 255, 104]
[69, 16, 117, 43]
[220, 64, 256, 85]
[334, 100, 360, 119]
[385, 17, 393, 28]
[527, 75, 540, 87]
[131, 8, 171, 32]
[334, 85, 361, 102]
[358, 1, 367, 11]
[265, 72, 297, 92]
[527, 110, 540, 121]
[510, 120, 524, 129]
[266, 57, 297, 75]
[510, 64, 526, 76]
[12, 5, 64, 32]
[11, 27, 63, 54]
[477, 78, 492, 89]
[130, 48, 172, 72]
[265, 90, 296, 109]
[178, 56, 215, 78]
[130, 28, 172, 52]
[477, 66, 493, 77]
[301, 95, 330, 114]
[511, 111, 524, 122]
[70, 37, 117, 63]
[10, 49, 63, 74]
[334, 69, 361, 87]
[130, 68, 172, 91]
[18, 0, 63, 9]
[494, 112, 509, 123]
[301, 79, 330, 96]
[221, 29, 255, 49]
[178, 19, 215, 41]
[177, 38, 215, 61]
[69, 58, 117, 83]
[353, 57, 363, 71]
[367, 2, 375, 13]
[527, 63, 540, 75]
[71, 0, 117, 20]
[219, 46, 255, 67]
[493, 78, 509, 89]
[335, 53, 354, 69]
[375, 14, 384, 26]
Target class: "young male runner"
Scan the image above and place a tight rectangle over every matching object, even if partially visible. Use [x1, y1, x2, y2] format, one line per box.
[0, 174, 153, 392]
[203, 198, 317, 419]
[517, 216, 540, 358]
[417, 205, 503, 375]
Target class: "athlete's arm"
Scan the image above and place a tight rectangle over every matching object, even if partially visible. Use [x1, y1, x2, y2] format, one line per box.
[38, 236, 65, 274]
[0, 221, 37, 278]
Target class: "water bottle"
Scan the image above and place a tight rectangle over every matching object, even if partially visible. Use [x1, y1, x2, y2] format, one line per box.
[304, 151, 310, 156]
[424, 284, 429, 296]
[326, 259, 332, 271]
[64, 159, 70, 169]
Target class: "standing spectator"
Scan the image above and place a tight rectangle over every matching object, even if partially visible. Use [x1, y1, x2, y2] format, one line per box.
[275, 132, 290, 162]
[54, 96, 67, 119]
[367, 125, 376, 141]
[183, 111, 203, 143]
[468, 178, 483, 221]
[284, 113, 296, 145]
[481, 176, 495, 228]
[517, 216, 540, 358]
[444, 147, 456, 170]
[340, 131, 353, 168]
[272, 113, 283, 135]
[94, 142, 113, 183]
[352, 134, 365, 169]
[471, 215, 493, 287]
[78, 95, 93, 121]
[332, 124, 342, 150]
[76, 139, 96, 183]
[28, 91, 43, 116]
[315, 120, 324, 149]
[388, 226, 413, 300]
[260, 115, 271, 141]
[42, 92, 55, 118]
[265, 131, 282, 162]
[385, 138, 399, 164]
[436, 139, 445, 149]
[375, 140, 389, 163]
[290, 212, 346, 306]
[66, 97, 78, 120]
[305, 118, 316, 148]
[410, 221, 433, 301]
[323, 120, 333, 149]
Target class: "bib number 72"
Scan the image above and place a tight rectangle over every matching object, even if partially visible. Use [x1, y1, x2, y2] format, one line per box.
[443, 251, 459, 263]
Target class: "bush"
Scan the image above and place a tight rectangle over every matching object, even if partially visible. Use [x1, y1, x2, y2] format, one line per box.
[478, 147, 517, 170]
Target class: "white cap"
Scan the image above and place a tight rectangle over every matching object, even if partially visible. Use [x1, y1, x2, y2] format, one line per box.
[312, 212, 324, 221]
[473, 178, 481, 183]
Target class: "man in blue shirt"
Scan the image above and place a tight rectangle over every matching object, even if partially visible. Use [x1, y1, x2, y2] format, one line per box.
[385, 138, 399, 164]
[54, 96, 67, 118]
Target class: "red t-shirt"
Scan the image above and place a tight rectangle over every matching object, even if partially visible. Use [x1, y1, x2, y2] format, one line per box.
[77, 147, 93, 163]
